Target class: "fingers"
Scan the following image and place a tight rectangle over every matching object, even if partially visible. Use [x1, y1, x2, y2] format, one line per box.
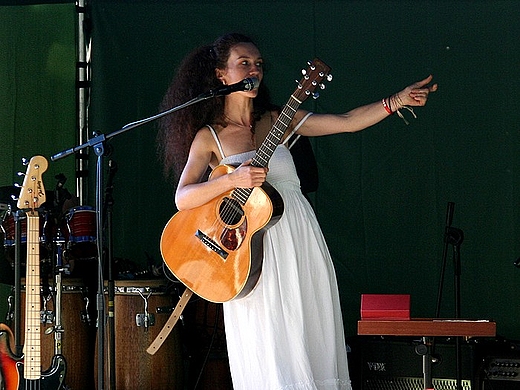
[406, 75, 438, 105]
[239, 158, 253, 167]
[412, 75, 438, 93]
[415, 74, 433, 87]
[233, 162, 268, 187]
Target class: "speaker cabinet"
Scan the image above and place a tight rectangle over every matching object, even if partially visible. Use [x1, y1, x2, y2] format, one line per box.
[348, 336, 477, 390]
[347, 337, 520, 390]
[480, 357, 520, 390]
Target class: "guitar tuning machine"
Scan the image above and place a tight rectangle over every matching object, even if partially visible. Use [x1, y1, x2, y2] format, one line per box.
[21, 157, 29, 166]
[306, 60, 316, 71]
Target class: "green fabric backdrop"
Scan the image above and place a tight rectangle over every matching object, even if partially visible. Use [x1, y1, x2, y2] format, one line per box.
[0, 3, 76, 320]
[2, 1, 520, 342]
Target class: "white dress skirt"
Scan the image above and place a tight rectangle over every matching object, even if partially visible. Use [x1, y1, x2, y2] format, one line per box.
[210, 126, 352, 390]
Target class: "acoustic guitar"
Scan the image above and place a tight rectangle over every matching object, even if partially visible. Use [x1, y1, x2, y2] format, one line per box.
[160, 59, 332, 303]
[0, 155, 66, 390]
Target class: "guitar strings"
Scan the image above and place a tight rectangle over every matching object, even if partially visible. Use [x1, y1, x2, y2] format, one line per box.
[214, 99, 299, 243]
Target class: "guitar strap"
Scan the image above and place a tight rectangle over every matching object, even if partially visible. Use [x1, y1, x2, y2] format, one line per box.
[146, 287, 193, 355]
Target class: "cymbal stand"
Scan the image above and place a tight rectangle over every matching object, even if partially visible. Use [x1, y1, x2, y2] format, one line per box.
[52, 234, 68, 356]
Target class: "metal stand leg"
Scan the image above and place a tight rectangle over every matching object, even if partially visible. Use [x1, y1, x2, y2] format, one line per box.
[416, 337, 435, 390]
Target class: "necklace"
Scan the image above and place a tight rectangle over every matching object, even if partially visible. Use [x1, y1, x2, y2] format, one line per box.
[225, 114, 252, 130]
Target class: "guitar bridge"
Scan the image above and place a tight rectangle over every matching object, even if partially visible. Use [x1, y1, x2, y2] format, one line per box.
[195, 230, 228, 259]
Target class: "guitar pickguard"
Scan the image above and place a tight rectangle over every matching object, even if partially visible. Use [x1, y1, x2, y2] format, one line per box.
[0, 330, 67, 390]
[220, 217, 247, 251]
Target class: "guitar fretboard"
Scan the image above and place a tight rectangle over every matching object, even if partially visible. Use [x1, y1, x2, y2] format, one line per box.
[24, 211, 41, 379]
[232, 95, 301, 205]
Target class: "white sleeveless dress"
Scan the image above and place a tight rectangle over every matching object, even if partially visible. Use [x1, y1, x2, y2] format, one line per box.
[209, 123, 352, 390]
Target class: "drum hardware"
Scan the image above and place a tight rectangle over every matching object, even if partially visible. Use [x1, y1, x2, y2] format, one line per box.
[40, 293, 54, 324]
[0, 203, 11, 229]
[52, 272, 64, 356]
[95, 279, 184, 389]
[5, 295, 14, 323]
[136, 290, 154, 329]
[81, 295, 91, 325]
[54, 236, 71, 276]
[156, 305, 174, 314]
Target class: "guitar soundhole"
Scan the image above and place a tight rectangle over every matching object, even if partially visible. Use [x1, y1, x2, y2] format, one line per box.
[219, 197, 244, 226]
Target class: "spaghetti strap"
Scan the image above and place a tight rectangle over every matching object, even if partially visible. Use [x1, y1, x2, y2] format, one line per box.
[207, 125, 226, 160]
[282, 112, 313, 149]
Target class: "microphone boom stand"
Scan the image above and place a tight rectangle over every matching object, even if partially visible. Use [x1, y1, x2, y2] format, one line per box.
[51, 93, 214, 390]
[434, 202, 465, 390]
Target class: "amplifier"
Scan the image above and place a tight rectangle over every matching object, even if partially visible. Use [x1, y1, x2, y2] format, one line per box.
[480, 357, 520, 390]
[363, 377, 471, 390]
[348, 337, 478, 390]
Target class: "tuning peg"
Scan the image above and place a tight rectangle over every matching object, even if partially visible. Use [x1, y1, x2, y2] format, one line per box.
[319, 83, 326, 90]
[17, 171, 25, 177]
[312, 92, 320, 100]
[326, 74, 333, 82]
[21, 157, 29, 166]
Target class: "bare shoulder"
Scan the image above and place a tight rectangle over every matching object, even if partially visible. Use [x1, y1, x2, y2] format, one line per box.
[191, 125, 221, 167]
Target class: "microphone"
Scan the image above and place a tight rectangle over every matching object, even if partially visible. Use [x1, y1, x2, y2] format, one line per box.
[199, 77, 259, 99]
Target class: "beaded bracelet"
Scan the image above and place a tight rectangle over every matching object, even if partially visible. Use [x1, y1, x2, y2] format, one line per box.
[381, 98, 392, 115]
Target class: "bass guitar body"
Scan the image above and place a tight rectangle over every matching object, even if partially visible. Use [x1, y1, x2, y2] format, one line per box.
[161, 164, 284, 303]
[0, 326, 67, 390]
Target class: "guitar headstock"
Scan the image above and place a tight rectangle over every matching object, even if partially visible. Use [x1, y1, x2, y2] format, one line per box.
[292, 58, 332, 103]
[16, 155, 48, 211]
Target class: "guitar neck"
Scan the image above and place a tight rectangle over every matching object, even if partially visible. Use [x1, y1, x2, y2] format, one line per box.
[24, 211, 41, 379]
[251, 96, 300, 169]
[233, 96, 302, 204]
[231, 58, 331, 205]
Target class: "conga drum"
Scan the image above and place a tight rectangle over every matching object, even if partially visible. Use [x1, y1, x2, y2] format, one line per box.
[96, 279, 183, 390]
[20, 278, 95, 390]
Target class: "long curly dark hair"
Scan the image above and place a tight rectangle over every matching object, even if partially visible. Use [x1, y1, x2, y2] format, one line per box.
[157, 33, 275, 183]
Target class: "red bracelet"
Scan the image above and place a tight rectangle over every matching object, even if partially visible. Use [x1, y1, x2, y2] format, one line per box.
[382, 98, 392, 115]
